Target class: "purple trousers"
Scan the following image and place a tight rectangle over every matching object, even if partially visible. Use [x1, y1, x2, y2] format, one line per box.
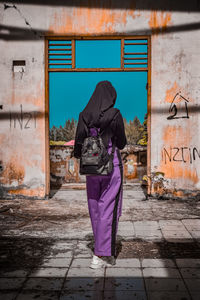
[86, 147, 123, 257]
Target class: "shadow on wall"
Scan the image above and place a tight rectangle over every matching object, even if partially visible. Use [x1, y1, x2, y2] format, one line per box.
[0, 24, 53, 41]
[0, 110, 48, 122]
[1, 22, 200, 41]
[0, 1, 200, 40]
[0, 104, 199, 122]
[1, 0, 200, 11]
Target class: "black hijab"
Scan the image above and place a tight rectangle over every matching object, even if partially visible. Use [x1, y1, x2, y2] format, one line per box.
[81, 81, 119, 130]
[74, 81, 123, 157]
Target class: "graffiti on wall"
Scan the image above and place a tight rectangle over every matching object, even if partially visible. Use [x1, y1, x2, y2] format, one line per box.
[162, 91, 197, 163]
[167, 92, 189, 120]
[162, 147, 200, 164]
[9, 104, 38, 129]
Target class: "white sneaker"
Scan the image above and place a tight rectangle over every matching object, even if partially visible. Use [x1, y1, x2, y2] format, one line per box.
[89, 255, 105, 269]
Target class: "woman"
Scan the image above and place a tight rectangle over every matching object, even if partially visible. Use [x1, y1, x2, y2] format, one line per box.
[74, 81, 127, 268]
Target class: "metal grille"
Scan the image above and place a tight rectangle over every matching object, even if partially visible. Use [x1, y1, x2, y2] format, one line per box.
[123, 39, 148, 70]
[48, 40, 74, 69]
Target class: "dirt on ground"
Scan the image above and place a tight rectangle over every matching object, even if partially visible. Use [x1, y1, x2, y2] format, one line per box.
[116, 240, 200, 259]
[1, 187, 200, 270]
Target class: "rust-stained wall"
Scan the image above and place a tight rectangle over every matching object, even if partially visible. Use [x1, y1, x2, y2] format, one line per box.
[50, 146, 71, 187]
[0, 1, 200, 198]
[50, 145, 147, 186]
[50, 145, 85, 186]
[150, 12, 200, 198]
[122, 146, 147, 182]
[0, 13, 46, 198]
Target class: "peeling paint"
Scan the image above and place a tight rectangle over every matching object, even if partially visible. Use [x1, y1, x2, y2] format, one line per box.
[151, 171, 168, 196]
[1, 156, 25, 185]
[8, 187, 45, 198]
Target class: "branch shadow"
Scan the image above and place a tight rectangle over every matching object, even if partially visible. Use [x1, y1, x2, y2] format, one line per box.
[0, 24, 53, 41]
[0, 171, 200, 300]
[0, 235, 199, 299]
[1, 21, 200, 41]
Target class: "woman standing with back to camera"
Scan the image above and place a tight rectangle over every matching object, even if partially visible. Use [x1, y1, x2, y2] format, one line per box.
[74, 81, 127, 268]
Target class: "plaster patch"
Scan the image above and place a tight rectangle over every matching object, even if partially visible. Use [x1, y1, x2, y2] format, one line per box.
[23, 165, 45, 187]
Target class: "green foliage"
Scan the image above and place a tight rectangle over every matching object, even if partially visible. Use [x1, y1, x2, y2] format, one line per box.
[50, 140, 66, 145]
[137, 113, 148, 146]
[124, 116, 143, 145]
[124, 114, 148, 145]
[49, 118, 77, 142]
[50, 115, 148, 146]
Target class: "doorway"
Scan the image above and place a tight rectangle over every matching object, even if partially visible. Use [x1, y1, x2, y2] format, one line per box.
[45, 36, 151, 194]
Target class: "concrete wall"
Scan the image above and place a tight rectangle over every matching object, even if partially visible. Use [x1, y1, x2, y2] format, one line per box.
[49, 145, 147, 186]
[50, 146, 71, 187]
[50, 145, 85, 186]
[150, 8, 200, 198]
[0, 1, 199, 198]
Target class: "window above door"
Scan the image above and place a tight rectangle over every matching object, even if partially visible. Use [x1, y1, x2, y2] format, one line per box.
[47, 36, 150, 72]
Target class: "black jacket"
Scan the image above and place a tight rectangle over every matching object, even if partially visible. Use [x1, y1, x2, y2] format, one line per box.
[74, 110, 127, 159]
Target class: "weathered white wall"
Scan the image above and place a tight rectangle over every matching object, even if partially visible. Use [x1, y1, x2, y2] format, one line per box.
[151, 13, 200, 197]
[0, 1, 199, 198]
[0, 3, 48, 197]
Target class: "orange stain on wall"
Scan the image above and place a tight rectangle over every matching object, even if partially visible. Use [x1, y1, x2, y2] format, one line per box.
[11, 81, 43, 107]
[148, 11, 172, 33]
[0, 134, 5, 145]
[9, 78, 46, 171]
[164, 82, 191, 105]
[160, 161, 198, 184]
[1, 155, 25, 185]
[49, 3, 138, 34]
[163, 125, 191, 146]
[2, 77, 46, 196]
[8, 187, 45, 198]
[164, 82, 180, 103]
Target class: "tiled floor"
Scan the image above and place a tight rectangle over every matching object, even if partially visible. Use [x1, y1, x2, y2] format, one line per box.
[1, 241, 200, 299]
[0, 188, 200, 299]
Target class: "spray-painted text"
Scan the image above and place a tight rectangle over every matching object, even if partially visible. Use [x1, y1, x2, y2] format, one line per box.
[9, 104, 37, 129]
[162, 147, 200, 164]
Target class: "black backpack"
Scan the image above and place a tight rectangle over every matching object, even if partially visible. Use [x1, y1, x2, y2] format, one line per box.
[79, 127, 115, 176]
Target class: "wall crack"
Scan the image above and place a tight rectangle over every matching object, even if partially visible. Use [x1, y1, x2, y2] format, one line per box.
[4, 3, 42, 38]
